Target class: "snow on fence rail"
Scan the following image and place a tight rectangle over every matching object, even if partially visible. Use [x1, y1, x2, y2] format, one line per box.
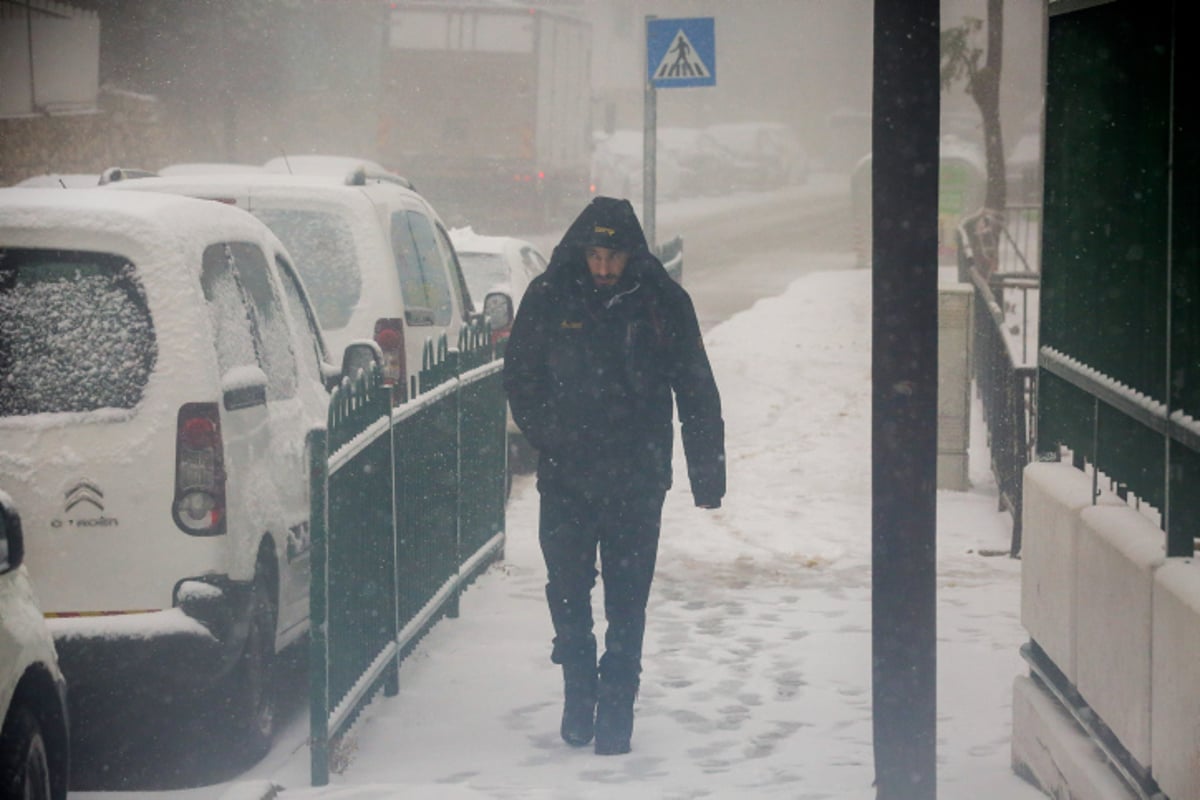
[307, 322, 507, 785]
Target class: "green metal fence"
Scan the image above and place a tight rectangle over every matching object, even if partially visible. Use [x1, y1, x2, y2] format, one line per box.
[308, 322, 507, 785]
[1037, 1, 1198, 557]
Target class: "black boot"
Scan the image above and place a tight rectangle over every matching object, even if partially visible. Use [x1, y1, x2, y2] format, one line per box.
[560, 661, 598, 746]
[593, 677, 638, 755]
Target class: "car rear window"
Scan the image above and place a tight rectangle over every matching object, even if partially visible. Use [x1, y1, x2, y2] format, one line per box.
[456, 252, 509, 303]
[0, 248, 157, 416]
[252, 208, 360, 331]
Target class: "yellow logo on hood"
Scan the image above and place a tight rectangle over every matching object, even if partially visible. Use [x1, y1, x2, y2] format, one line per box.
[593, 225, 616, 238]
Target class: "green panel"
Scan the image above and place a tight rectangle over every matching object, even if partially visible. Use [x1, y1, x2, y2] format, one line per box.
[459, 369, 506, 555]
[394, 398, 459, 627]
[1036, 369, 1094, 458]
[1042, 2, 1171, 396]
[327, 434, 395, 701]
[1169, 444, 1200, 553]
[1171, 19, 1200, 419]
[1097, 402, 1165, 513]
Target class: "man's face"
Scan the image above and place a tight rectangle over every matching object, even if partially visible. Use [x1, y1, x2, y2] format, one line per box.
[585, 246, 629, 289]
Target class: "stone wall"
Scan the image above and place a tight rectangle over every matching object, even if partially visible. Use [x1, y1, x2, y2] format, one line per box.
[0, 88, 168, 186]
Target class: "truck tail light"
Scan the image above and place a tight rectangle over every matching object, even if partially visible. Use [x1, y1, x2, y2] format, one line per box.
[374, 318, 407, 391]
[173, 403, 226, 536]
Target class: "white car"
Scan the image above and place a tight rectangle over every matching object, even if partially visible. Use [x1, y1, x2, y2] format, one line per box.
[105, 171, 474, 397]
[448, 226, 547, 347]
[448, 227, 547, 481]
[693, 122, 810, 191]
[591, 130, 683, 201]
[0, 188, 355, 759]
[0, 492, 69, 800]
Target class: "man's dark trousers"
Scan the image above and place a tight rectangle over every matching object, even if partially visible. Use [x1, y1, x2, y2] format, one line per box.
[538, 487, 666, 683]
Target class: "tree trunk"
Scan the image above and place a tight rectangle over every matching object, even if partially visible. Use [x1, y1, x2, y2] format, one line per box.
[972, 0, 1007, 214]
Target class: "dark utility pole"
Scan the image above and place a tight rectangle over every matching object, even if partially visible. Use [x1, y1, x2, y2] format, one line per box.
[871, 0, 940, 798]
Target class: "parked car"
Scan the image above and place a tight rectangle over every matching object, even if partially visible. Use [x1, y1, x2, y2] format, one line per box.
[0, 188, 365, 759]
[0, 492, 70, 800]
[448, 227, 548, 482]
[104, 170, 474, 396]
[591, 129, 683, 201]
[657, 126, 707, 195]
[448, 226, 547, 346]
[693, 122, 810, 192]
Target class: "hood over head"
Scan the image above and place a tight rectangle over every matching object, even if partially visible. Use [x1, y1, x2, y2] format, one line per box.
[558, 196, 648, 255]
[543, 196, 677, 293]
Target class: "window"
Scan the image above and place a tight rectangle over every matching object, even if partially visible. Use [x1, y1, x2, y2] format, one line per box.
[275, 254, 329, 387]
[0, 249, 156, 416]
[253, 208, 361, 331]
[457, 252, 508, 306]
[201, 243, 297, 400]
[391, 210, 454, 327]
[436, 223, 472, 321]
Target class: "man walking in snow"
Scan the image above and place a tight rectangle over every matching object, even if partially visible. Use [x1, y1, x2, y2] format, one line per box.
[502, 196, 725, 755]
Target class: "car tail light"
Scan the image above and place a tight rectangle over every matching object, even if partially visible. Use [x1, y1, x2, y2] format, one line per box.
[374, 318, 407, 391]
[173, 403, 226, 536]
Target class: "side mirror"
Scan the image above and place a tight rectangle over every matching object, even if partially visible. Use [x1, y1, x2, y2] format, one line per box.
[0, 496, 24, 575]
[483, 291, 514, 335]
[341, 340, 383, 384]
[319, 360, 342, 393]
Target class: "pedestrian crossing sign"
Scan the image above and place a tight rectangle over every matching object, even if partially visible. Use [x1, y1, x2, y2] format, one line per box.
[647, 17, 716, 88]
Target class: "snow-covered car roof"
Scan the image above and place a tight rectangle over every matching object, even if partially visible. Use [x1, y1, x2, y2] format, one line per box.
[448, 226, 536, 257]
[12, 173, 100, 188]
[158, 162, 268, 176]
[699, 122, 804, 157]
[102, 171, 428, 206]
[0, 186, 281, 248]
[263, 155, 415, 190]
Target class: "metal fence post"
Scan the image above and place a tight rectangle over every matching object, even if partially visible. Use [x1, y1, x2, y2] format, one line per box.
[308, 427, 330, 787]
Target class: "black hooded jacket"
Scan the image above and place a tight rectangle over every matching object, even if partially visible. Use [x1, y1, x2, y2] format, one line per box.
[502, 197, 725, 506]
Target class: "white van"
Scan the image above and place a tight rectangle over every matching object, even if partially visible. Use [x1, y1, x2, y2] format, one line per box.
[0, 188, 349, 757]
[106, 170, 476, 397]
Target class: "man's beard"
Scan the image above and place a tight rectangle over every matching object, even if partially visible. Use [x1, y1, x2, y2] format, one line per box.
[591, 278, 620, 299]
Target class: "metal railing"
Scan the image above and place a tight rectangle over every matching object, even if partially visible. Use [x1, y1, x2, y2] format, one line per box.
[307, 321, 507, 784]
[957, 205, 1041, 555]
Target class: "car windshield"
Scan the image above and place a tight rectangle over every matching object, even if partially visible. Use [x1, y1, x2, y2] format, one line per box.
[251, 208, 360, 331]
[456, 252, 509, 301]
[0, 248, 157, 416]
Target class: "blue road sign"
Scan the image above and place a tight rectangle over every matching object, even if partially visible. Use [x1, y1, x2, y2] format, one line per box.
[647, 17, 716, 89]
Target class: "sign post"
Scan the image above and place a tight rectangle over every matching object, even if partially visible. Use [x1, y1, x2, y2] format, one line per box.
[643, 16, 716, 249]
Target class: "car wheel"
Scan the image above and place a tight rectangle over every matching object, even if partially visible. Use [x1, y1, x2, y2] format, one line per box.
[226, 574, 277, 760]
[0, 705, 54, 800]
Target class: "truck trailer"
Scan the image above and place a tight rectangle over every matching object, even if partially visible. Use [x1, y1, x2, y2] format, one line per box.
[379, 3, 593, 231]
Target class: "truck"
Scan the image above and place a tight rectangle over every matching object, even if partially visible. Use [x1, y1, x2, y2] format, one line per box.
[378, 3, 593, 231]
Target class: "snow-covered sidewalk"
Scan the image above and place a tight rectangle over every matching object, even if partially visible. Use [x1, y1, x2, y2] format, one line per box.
[235, 262, 1045, 799]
